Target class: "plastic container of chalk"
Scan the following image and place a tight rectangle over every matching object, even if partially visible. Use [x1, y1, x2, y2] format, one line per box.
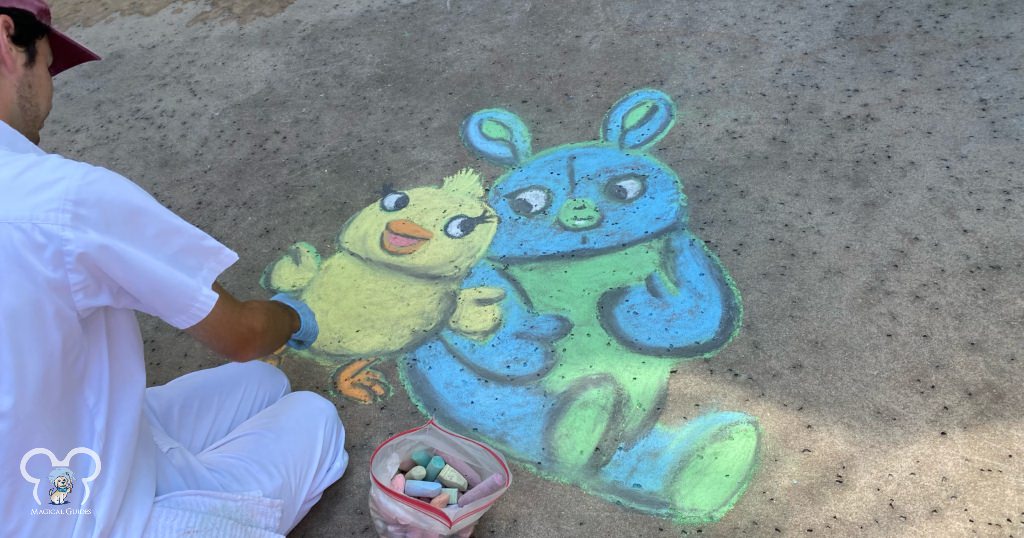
[369, 420, 511, 538]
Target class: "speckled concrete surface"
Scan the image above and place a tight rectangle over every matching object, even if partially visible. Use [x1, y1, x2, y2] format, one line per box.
[41, 0, 1023, 536]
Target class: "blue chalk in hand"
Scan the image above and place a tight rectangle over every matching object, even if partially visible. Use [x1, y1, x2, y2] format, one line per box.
[404, 480, 442, 498]
[425, 455, 446, 482]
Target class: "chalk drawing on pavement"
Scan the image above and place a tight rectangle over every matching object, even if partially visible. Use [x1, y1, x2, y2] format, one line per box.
[260, 169, 501, 404]
[399, 89, 759, 523]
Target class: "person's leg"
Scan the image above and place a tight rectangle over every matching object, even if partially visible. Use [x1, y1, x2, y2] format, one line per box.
[195, 391, 349, 534]
[145, 361, 291, 454]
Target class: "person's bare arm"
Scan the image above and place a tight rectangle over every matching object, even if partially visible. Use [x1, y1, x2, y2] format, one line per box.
[185, 282, 301, 362]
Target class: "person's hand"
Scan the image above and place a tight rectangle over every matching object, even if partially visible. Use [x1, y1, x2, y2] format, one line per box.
[270, 293, 319, 350]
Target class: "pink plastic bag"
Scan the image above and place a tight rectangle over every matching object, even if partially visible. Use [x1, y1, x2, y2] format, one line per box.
[369, 420, 511, 538]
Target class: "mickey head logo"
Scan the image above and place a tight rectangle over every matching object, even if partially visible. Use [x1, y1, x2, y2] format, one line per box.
[20, 448, 101, 506]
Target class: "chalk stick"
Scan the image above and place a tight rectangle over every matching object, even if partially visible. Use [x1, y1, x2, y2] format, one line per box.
[410, 449, 433, 468]
[441, 487, 458, 505]
[436, 464, 468, 491]
[390, 472, 406, 492]
[457, 473, 506, 507]
[436, 450, 482, 487]
[404, 479, 442, 498]
[398, 457, 417, 472]
[425, 455, 446, 482]
[405, 465, 427, 481]
[429, 492, 449, 508]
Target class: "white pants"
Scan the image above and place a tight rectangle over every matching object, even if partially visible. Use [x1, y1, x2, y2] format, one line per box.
[144, 361, 348, 534]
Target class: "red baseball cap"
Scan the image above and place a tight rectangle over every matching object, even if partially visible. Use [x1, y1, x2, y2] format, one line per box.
[0, 0, 100, 76]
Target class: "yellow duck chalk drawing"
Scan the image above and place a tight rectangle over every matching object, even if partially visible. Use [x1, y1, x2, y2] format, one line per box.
[261, 169, 502, 403]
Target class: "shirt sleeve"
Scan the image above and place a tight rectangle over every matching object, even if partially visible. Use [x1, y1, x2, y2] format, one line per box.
[63, 163, 239, 329]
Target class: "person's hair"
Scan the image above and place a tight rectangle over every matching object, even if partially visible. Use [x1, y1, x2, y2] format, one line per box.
[0, 8, 50, 67]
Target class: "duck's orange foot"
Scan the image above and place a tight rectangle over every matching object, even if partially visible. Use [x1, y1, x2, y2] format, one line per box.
[333, 358, 391, 404]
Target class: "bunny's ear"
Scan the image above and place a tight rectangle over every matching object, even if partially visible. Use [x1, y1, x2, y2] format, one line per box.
[602, 89, 677, 150]
[461, 108, 532, 167]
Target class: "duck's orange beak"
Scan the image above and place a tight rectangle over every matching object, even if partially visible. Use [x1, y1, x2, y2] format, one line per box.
[381, 219, 433, 255]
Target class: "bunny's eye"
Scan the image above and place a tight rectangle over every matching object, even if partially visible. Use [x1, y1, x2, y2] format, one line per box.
[605, 174, 647, 201]
[507, 187, 552, 216]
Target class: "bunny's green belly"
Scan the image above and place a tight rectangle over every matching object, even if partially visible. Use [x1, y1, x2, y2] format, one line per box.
[504, 238, 675, 418]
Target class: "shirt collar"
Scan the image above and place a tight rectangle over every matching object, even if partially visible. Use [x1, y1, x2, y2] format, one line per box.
[0, 120, 46, 156]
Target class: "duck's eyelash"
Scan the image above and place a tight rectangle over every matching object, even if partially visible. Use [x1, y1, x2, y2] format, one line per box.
[471, 213, 495, 224]
[381, 184, 396, 196]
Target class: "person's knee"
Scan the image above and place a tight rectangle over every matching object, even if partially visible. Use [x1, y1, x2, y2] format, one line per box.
[285, 391, 340, 421]
[284, 392, 344, 439]
[239, 360, 291, 398]
[283, 392, 348, 470]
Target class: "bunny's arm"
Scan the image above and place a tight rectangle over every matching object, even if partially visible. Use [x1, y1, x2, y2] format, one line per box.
[599, 229, 742, 358]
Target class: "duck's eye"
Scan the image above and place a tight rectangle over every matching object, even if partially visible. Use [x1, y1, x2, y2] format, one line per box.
[381, 191, 409, 212]
[444, 215, 477, 239]
[507, 187, 552, 216]
[605, 174, 647, 201]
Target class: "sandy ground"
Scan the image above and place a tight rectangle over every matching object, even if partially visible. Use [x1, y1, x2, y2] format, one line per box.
[41, 0, 1024, 536]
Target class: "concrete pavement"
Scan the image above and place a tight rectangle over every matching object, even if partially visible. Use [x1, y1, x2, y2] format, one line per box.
[44, 0, 1024, 536]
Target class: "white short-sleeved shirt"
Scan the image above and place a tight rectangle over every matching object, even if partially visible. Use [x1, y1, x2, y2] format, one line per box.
[0, 120, 238, 537]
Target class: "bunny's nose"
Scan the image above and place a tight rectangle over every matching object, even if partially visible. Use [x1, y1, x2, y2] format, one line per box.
[557, 198, 602, 230]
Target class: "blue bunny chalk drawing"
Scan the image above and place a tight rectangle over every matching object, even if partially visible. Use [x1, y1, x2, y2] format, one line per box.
[399, 89, 759, 523]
